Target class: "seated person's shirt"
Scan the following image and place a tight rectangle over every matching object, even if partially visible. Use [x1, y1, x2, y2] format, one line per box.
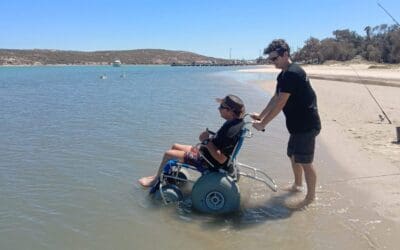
[201, 118, 245, 169]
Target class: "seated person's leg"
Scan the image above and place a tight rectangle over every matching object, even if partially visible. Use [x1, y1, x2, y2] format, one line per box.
[171, 143, 193, 152]
[182, 147, 205, 169]
[138, 148, 186, 187]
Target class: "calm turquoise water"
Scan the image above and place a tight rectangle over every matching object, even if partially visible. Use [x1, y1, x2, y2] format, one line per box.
[1, 65, 387, 250]
[0, 66, 291, 250]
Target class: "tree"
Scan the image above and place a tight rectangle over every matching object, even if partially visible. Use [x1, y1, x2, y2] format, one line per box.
[292, 23, 399, 64]
[364, 26, 371, 40]
[319, 39, 337, 61]
[293, 37, 322, 63]
[387, 28, 400, 63]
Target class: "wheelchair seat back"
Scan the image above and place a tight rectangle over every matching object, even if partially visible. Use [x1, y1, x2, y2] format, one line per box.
[226, 127, 248, 169]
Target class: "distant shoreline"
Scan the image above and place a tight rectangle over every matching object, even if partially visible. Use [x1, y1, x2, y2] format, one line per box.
[0, 48, 234, 66]
[0, 63, 259, 68]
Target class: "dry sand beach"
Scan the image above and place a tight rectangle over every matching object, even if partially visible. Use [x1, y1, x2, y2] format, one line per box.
[240, 63, 400, 247]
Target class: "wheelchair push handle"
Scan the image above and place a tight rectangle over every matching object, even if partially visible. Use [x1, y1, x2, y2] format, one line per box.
[206, 128, 216, 135]
[254, 124, 266, 133]
[243, 113, 265, 132]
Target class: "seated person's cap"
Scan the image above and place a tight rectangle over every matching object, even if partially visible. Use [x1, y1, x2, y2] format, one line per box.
[216, 94, 244, 112]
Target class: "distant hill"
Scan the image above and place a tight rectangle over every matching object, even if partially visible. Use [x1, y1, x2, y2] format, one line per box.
[0, 49, 232, 66]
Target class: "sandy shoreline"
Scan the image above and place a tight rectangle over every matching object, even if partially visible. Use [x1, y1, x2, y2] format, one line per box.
[242, 64, 400, 87]
[240, 64, 400, 246]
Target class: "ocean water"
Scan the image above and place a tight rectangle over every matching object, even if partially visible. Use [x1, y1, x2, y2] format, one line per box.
[1, 66, 394, 250]
[0, 66, 284, 249]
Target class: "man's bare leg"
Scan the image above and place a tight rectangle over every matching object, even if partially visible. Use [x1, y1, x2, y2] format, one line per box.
[286, 163, 317, 209]
[302, 163, 316, 203]
[283, 156, 304, 192]
[138, 148, 186, 187]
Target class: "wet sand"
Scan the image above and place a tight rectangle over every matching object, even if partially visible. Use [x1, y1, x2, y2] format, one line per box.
[239, 64, 400, 248]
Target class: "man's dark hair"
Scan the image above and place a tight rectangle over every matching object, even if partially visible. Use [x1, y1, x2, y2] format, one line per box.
[263, 39, 291, 56]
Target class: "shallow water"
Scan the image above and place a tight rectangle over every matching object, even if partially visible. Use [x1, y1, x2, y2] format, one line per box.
[0, 65, 397, 249]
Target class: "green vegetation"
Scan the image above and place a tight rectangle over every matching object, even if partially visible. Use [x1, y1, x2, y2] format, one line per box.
[292, 24, 400, 64]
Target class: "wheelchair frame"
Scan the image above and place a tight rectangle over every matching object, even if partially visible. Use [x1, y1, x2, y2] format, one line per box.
[155, 124, 278, 206]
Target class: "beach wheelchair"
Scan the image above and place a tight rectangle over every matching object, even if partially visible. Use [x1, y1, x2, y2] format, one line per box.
[150, 120, 277, 214]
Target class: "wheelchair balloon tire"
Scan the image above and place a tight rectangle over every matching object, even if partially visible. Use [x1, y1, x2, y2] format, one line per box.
[191, 172, 240, 214]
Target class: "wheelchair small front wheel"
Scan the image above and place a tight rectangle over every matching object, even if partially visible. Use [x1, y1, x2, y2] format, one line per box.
[153, 184, 183, 204]
[167, 168, 191, 187]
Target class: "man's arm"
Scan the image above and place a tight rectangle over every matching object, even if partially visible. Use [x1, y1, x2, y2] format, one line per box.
[259, 94, 278, 119]
[251, 94, 277, 121]
[253, 92, 290, 130]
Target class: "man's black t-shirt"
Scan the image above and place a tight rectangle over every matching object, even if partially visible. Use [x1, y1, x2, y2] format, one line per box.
[276, 63, 321, 134]
[201, 118, 244, 168]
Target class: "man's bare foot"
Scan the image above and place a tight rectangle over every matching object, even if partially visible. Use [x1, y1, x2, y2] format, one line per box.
[285, 196, 315, 210]
[138, 175, 157, 187]
[282, 184, 304, 193]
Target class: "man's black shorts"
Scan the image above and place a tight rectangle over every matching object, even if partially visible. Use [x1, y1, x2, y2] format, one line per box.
[287, 129, 320, 164]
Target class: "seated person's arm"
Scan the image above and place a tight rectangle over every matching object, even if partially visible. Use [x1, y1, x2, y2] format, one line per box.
[203, 141, 227, 164]
[199, 130, 209, 142]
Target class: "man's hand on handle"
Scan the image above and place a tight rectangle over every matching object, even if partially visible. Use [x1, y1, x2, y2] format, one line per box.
[250, 112, 261, 121]
[252, 120, 265, 131]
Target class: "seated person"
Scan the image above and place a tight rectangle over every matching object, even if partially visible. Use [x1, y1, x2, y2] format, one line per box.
[138, 94, 246, 187]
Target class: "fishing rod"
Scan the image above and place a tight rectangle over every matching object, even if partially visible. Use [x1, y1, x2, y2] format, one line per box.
[366, 1, 397, 124]
[377, 1, 400, 26]
[349, 65, 392, 124]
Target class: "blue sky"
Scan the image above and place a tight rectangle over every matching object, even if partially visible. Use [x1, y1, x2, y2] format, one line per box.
[0, 0, 399, 59]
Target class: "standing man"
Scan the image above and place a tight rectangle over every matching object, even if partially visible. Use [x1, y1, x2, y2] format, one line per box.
[251, 39, 321, 208]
